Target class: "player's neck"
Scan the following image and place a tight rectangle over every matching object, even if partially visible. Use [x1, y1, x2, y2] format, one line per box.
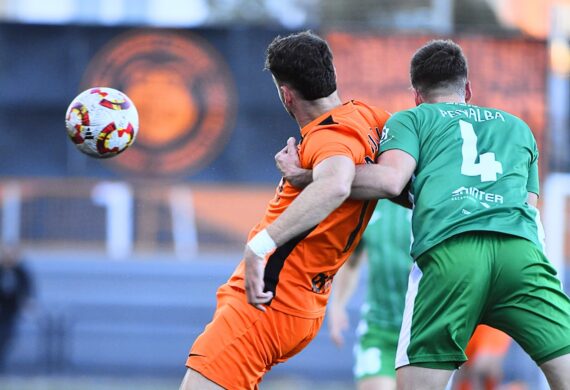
[295, 91, 343, 128]
[426, 94, 466, 104]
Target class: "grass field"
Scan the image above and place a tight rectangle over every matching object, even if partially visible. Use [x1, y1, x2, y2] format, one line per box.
[0, 375, 353, 390]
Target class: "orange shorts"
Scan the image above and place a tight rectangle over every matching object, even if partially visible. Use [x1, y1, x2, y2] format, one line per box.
[186, 284, 323, 390]
[465, 324, 511, 362]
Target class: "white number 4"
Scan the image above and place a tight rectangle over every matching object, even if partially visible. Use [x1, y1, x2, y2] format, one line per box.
[459, 120, 503, 182]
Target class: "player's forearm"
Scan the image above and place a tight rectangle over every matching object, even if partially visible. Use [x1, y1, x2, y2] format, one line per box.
[350, 164, 407, 200]
[266, 177, 350, 247]
[281, 164, 406, 199]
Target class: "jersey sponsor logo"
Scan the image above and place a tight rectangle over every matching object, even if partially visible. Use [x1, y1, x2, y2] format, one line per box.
[438, 107, 505, 122]
[379, 126, 393, 146]
[451, 186, 504, 213]
[311, 272, 334, 294]
[364, 126, 383, 164]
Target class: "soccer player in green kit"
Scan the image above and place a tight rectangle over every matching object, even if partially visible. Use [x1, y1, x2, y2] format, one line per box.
[328, 200, 411, 390]
[352, 39, 570, 390]
[277, 39, 570, 390]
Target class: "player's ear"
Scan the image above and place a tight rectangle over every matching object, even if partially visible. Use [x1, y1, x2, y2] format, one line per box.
[465, 81, 472, 103]
[413, 88, 423, 106]
[280, 85, 294, 106]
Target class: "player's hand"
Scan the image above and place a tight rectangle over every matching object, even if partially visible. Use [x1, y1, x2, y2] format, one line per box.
[275, 137, 312, 188]
[244, 245, 273, 312]
[328, 305, 349, 347]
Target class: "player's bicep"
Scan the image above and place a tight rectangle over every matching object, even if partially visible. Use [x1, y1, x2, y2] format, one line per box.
[313, 155, 356, 190]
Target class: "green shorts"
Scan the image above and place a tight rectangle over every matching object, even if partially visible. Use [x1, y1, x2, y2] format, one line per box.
[354, 320, 400, 380]
[396, 231, 570, 370]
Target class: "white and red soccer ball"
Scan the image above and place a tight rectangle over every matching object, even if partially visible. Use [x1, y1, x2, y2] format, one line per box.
[65, 87, 139, 158]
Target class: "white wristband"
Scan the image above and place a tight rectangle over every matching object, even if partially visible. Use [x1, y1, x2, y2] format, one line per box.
[247, 229, 277, 258]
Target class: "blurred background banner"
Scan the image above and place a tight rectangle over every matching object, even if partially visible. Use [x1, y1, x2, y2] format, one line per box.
[0, 24, 294, 182]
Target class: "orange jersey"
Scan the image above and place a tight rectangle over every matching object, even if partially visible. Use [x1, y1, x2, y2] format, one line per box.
[228, 100, 390, 318]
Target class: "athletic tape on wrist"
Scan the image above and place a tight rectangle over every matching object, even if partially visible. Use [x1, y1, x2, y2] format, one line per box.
[247, 229, 276, 258]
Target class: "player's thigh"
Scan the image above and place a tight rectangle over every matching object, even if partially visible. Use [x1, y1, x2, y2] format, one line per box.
[539, 353, 570, 390]
[396, 365, 454, 390]
[187, 286, 270, 389]
[358, 375, 396, 390]
[484, 237, 570, 365]
[276, 313, 323, 363]
[354, 321, 400, 382]
[187, 284, 321, 390]
[397, 233, 492, 370]
[179, 368, 224, 390]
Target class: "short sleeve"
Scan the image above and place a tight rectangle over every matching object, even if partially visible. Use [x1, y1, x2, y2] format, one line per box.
[379, 110, 419, 162]
[527, 141, 539, 195]
[302, 128, 366, 168]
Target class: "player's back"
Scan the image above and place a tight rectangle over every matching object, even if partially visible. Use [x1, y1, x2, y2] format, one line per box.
[229, 100, 390, 318]
[382, 102, 542, 259]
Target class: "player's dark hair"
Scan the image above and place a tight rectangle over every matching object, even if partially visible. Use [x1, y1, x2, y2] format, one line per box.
[410, 39, 468, 98]
[264, 31, 336, 101]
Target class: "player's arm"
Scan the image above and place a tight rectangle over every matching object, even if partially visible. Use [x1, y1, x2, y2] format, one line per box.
[389, 181, 413, 209]
[274, 142, 415, 200]
[274, 137, 417, 200]
[244, 155, 355, 311]
[349, 149, 416, 200]
[268, 154, 355, 242]
[328, 242, 366, 347]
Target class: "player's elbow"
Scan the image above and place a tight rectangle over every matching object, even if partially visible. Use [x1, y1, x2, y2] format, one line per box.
[329, 180, 352, 203]
[383, 174, 408, 199]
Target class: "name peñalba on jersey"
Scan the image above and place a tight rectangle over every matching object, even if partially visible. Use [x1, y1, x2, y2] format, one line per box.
[380, 102, 543, 259]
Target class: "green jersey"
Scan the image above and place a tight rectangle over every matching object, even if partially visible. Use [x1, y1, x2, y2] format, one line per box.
[360, 201, 412, 329]
[381, 102, 542, 259]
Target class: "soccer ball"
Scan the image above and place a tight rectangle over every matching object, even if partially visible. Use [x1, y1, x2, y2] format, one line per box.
[65, 87, 139, 158]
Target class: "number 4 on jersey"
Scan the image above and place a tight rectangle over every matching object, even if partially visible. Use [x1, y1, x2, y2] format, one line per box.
[459, 120, 503, 182]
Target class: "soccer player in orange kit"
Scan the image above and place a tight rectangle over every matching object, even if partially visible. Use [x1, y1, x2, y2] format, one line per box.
[179, 31, 390, 390]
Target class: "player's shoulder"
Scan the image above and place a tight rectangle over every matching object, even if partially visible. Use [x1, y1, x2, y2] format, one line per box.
[384, 106, 418, 128]
[306, 100, 389, 135]
[493, 107, 529, 127]
[469, 104, 533, 132]
[344, 99, 391, 125]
